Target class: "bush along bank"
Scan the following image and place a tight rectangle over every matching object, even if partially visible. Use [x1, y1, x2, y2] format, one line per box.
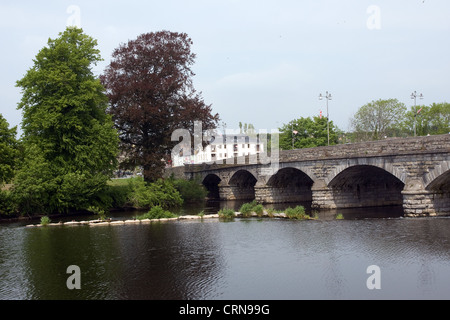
[1, 177, 209, 222]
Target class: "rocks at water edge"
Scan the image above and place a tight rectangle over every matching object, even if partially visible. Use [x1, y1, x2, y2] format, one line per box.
[24, 211, 305, 228]
[25, 214, 221, 228]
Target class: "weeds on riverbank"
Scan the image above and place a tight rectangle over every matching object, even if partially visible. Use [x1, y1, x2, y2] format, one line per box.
[135, 205, 178, 220]
[238, 201, 315, 220]
[285, 206, 310, 220]
[40, 216, 51, 226]
[218, 208, 235, 220]
[239, 200, 264, 217]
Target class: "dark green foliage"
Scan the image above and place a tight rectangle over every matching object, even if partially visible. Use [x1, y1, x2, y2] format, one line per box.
[0, 189, 18, 217]
[171, 178, 207, 202]
[89, 184, 132, 212]
[127, 177, 183, 210]
[0, 114, 19, 185]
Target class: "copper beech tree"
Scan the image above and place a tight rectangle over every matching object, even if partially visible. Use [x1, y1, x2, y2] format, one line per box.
[101, 31, 219, 181]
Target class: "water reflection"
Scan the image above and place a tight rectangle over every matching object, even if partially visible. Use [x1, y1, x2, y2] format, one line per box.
[1, 204, 450, 300]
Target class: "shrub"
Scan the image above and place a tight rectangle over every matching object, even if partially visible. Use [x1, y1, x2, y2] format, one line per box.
[253, 204, 264, 217]
[12, 146, 115, 215]
[0, 189, 18, 217]
[239, 200, 265, 217]
[40, 216, 51, 226]
[87, 183, 132, 213]
[109, 184, 132, 207]
[87, 206, 108, 221]
[239, 201, 256, 217]
[171, 178, 207, 202]
[335, 213, 344, 220]
[285, 206, 309, 220]
[218, 208, 235, 219]
[136, 205, 178, 220]
[128, 177, 183, 209]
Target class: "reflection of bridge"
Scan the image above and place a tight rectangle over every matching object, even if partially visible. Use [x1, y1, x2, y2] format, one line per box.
[168, 135, 450, 217]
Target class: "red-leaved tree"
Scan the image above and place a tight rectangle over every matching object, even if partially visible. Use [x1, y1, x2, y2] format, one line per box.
[101, 31, 219, 181]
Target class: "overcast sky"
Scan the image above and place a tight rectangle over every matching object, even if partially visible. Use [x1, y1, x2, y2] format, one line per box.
[1, 0, 449, 134]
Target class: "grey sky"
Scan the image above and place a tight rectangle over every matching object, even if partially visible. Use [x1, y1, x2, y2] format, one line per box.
[1, 0, 449, 134]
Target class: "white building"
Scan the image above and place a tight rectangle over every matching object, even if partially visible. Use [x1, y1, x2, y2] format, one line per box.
[171, 133, 265, 167]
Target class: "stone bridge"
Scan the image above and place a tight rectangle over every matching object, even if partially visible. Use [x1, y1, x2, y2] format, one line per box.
[170, 135, 450, 217]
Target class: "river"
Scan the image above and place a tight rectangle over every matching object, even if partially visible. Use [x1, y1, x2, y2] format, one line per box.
[1, 201, 450, 300]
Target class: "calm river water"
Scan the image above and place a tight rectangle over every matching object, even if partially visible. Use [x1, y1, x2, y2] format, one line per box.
[1, 202, 450, 300]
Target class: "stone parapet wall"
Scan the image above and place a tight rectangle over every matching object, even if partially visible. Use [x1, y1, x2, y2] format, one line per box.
[280, 134, 450, 163]
[184, 134, 450, 173]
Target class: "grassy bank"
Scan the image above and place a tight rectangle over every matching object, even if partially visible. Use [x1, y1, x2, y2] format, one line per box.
[0, 176, 208, 220]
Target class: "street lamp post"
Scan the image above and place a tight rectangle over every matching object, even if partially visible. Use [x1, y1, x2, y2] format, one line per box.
[319, 91, 332, 146]
[411, 91, 424, 137]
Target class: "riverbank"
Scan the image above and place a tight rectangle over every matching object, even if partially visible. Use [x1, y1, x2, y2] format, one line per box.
[0, 176, 207, 223]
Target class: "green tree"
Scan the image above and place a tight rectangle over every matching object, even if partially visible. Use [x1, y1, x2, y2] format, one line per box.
[14, 27, 119, 215]
[401, 102, 450, 136]
[278, 116, 339, 150]
[350, 98, 406, 141]
[0, 114, 19, 185]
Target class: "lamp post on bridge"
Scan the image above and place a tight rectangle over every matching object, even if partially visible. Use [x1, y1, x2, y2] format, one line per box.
[411, 91, 424, 137]
[319, 91, 332, 146]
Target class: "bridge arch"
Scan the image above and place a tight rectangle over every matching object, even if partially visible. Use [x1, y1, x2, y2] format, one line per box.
[426, 169, 450, 191]
[202, 174, 222, 200]
[425, 167, 450, 215]
[262, 167, 314, 203]
[227, 170, 257, 200]
[328, 164, 405, 209]
[424, 161, 450, 190]
[325, 158, 406, 186]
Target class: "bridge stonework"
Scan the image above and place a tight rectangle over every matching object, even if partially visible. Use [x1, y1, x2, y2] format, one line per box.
[173, 135, 450, 217]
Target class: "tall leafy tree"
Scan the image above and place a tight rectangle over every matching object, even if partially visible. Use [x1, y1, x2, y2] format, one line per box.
[100, 31, 219, 182]
[350, 98, 406, 141]
[15, 27, 119, 214]
[0, 114, 19, 185]
[278, 116, 339, 150]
